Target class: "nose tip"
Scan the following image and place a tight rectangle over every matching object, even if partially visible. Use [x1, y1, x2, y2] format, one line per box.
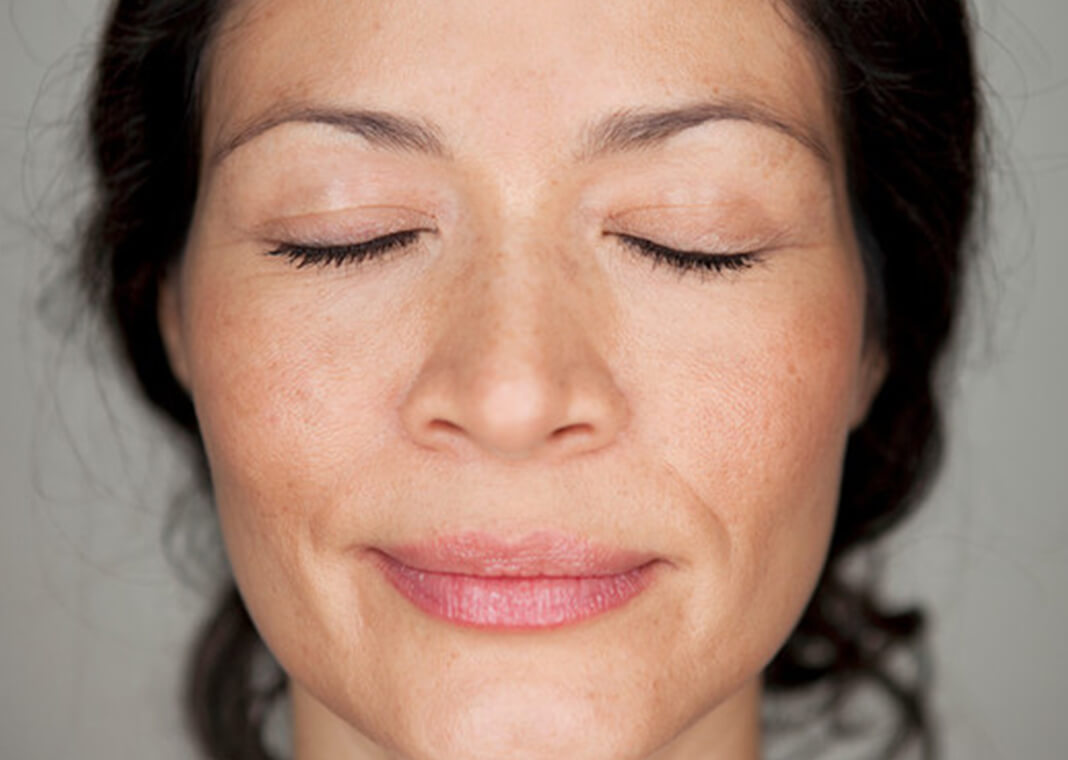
[399, 342, 627, 461]
[464, 373, 570, 457]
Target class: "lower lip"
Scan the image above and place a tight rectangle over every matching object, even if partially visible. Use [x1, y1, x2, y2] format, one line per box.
[373, 553, 658, 630]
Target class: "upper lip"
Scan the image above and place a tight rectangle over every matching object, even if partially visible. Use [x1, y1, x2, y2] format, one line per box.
[375, 530, 658, 577]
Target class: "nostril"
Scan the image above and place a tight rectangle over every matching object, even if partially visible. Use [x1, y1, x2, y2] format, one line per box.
[549, 422, 596, 444]
[427, 419, 464, 436]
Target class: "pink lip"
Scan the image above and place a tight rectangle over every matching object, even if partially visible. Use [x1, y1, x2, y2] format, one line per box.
[371, 532, 660, 629]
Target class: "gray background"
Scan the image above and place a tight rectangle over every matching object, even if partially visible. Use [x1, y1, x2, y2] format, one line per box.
[2, 0, 1065, 758]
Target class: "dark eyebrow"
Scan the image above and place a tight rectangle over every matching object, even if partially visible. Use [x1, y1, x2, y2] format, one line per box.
[210, 106, 448, 167]
[579, 101, 831, 165]
[210, 99, 830, 169]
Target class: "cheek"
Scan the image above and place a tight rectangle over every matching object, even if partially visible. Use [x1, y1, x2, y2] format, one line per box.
[715, 306, 855, 598]
[618, 261, 865, 654]
[178, 262, 418, 616]
[184, 256, 413, 481]
[190, 299, 366, 500]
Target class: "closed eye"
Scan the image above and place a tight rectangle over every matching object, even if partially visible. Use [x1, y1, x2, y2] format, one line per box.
[614, 233, 759, 274]
[266, 228, 427, 268]
[264, 227, 758, 274]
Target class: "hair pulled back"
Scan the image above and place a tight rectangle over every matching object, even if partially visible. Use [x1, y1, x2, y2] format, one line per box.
[79, 1, 980, 757]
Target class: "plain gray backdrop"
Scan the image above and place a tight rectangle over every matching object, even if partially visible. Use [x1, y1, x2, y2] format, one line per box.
[2, 1, 1066, 758]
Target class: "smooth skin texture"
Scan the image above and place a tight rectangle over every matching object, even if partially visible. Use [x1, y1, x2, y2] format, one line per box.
[159, 0, 886, 758]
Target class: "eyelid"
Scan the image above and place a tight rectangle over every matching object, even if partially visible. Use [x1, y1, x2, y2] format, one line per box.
[253, 205, 439, 247]
[606, 209, 773, 257]
[612, 232, 745, 257]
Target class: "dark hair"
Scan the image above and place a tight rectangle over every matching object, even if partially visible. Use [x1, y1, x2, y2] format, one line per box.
[79, 0, 981, 758]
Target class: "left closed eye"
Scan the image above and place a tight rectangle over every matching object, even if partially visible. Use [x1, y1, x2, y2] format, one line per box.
[613, 233, 759, 274]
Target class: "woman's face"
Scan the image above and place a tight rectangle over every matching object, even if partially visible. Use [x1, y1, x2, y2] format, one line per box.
[161, 0, 883, 757]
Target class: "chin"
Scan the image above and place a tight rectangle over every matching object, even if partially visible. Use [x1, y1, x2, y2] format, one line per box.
[377, 680, 671, 760]
[433, 691, 617, 760]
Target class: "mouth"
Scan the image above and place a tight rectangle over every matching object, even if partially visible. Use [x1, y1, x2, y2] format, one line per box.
[369, 531, 661, 630]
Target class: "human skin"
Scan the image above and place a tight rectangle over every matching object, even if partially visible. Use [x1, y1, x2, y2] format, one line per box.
[158, 0, 886, 758]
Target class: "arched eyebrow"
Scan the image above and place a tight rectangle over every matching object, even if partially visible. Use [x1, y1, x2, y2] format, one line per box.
[209, 98, 830, 169]
[209, 106, 449, 168]
[578, 101, 831, 165]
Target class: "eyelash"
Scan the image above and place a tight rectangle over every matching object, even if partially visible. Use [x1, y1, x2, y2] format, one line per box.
[613, 234, 758, 274]
[266, 230, 759, 274]
[266, 229, 424, 268]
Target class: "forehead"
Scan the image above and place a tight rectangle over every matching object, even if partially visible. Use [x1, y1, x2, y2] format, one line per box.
[203, 0, 835, 163]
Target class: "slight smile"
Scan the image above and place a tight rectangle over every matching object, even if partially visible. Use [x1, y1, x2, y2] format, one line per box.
[370, 532, 663, 629]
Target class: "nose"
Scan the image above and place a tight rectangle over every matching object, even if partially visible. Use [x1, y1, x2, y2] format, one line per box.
[399, 246, 628, 461]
